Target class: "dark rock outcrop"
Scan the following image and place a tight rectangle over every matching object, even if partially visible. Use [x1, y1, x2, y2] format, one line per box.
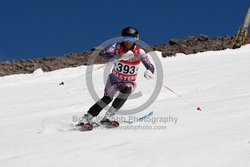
[152, 35, 248, 57]
[0, 35, 249, 76]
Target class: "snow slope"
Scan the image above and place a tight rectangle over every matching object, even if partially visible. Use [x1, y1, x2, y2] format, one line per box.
[0, 45, 250, 167]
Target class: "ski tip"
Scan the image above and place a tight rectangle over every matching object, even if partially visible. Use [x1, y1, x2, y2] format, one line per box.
[148, 111, 154, 116]
[111, 121, 119, 127]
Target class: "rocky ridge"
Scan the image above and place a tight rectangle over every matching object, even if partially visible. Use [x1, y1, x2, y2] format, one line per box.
[0, 35, 249, 76]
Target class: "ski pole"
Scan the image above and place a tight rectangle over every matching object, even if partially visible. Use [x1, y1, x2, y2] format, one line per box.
[150, 76, 202, 111]
[83, 64, 106, 77]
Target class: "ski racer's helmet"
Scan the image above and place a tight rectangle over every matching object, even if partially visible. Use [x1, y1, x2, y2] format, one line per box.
[121, 27, 139, 38]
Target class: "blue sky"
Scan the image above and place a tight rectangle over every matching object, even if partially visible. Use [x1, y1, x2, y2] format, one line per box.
[0, 0, 249, 61]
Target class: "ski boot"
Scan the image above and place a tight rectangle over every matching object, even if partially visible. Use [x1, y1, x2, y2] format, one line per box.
[76, 113, 94, 131]
[100, 107, 119, 128]
[100, 118, 119, 128]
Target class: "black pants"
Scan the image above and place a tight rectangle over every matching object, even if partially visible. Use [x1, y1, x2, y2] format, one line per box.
[88, 87, 132, 117]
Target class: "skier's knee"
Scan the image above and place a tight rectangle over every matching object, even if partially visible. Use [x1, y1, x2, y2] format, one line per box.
[101, 96, 113, 104]
[121, 86, 132, 94]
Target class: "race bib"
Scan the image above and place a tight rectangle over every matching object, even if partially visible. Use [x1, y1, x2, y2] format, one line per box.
[112, 60, 140, 81]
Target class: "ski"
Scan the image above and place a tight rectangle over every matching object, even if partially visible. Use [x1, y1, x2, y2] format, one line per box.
[75, 120, 119, 131]
[74, 111, 153, 131]
[123, 111, 153, 124]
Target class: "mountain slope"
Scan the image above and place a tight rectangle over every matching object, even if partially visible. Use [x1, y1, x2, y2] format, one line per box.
[0, 45, 250, 167]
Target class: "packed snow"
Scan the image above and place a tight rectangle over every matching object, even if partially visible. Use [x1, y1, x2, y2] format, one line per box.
[0, 45, 250, 167]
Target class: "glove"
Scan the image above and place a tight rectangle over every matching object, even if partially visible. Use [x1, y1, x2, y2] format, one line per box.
[118, 50, 134, 60]
[144, 70, 154, 80]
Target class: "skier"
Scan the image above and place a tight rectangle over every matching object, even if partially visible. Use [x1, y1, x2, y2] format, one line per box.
[78, 27, 155, 130]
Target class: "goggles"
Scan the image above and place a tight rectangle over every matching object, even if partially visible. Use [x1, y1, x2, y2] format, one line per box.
[122, 36, 137, 42]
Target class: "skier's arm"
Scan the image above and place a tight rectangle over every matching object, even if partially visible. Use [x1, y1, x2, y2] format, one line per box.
[140, 49, 155, 74]
[103, 44, 116, 62]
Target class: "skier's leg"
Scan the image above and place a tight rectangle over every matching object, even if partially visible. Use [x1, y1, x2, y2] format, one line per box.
[112, 86, 132, 110]
[78, 96, 112, 125]
[88, 96, 112, 117]
[103, 86, 132, 121]
[80, 75, 118, 124]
